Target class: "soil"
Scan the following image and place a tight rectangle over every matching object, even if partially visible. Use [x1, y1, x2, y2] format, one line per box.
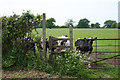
[2, 70, 60, 78]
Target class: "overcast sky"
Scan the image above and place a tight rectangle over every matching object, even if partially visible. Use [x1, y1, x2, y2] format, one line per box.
[0, 0, 119, 26]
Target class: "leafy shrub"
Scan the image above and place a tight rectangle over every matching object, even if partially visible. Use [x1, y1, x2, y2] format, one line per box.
[1, 11, 42, 68]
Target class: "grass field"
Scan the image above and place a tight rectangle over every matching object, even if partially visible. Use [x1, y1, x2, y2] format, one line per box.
[32, 28, 119, 39]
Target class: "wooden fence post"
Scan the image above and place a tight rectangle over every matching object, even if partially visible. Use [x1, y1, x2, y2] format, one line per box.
[69, 24, 73, 50]
[0, 18, 2, 78]
[49, 36, 53, 61]
[42, 13, 46, 59]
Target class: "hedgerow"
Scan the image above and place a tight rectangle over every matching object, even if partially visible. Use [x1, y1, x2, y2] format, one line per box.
[2, 11, 42, 68]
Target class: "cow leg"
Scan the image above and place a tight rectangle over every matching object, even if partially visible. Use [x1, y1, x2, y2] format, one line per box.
[76, 47, 80, 54]
[81, 51, 84, 58]
[88, 51, 92, 61]
[87, 51, 92, 68]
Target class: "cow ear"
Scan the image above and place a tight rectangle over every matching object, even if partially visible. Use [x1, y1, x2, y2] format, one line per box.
[95, 37, 97, 39]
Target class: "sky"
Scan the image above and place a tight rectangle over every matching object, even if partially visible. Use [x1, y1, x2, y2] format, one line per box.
[0, 0, 119, 26]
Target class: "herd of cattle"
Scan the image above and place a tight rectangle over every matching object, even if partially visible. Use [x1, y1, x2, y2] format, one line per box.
[21, 35, 97, 60]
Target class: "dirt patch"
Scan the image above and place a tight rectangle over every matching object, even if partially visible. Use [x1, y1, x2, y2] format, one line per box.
[2, 70, 59, 78]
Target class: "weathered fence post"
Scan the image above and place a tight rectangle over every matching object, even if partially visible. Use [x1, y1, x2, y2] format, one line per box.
[0, 19, 2, 78]
[69, 24, 73, 50]
[49, 36, 52, 61]
[42, 13, 46, 59]
[95, 40, 97, 63]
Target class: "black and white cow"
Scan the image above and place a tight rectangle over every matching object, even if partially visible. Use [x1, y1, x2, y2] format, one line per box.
[48, 35, 70, 52]
[75, 37, 97, 60]
[36, 37, 48, 53]
[57, 35, 70, 51]
[21, 37, 36, 55]
[47, 36, 58, 52]
[36, 35, 70, 53]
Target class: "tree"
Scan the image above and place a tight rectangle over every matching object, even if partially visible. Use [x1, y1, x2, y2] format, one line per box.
[103, 20, 116, 28]
[77, 18, 90, 28]
[94, 22, 100, 28]
[91, 23, 94, 28]
[46, 18, 56, 28]
[111, 22, 117, 28]
[117, 22, 120, 29]
[64, 19, 75, 27]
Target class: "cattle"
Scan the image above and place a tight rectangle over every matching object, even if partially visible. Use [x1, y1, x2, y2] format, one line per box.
[36, 35, 70, 54]
[21, 37, 36, 55]
[48, 36, 58, 53]
[75, 37, 97, 61]
[57, 35, 70, 51]
[36, 37, 48, 53]
[48, 35, 70, 53]
[35, 36, 58, 54]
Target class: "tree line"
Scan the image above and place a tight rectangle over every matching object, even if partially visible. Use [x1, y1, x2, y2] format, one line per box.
[40, 18, 120, 29]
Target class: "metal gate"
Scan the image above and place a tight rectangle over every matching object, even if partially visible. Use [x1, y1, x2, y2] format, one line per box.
[92, 38, 120, 63]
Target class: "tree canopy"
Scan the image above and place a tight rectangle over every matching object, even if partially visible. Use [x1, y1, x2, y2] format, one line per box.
[103, 20, 117, 28]
[46, 18, 56, 29]
[64, 19, 75, 27]
[77, 18, 90, 28]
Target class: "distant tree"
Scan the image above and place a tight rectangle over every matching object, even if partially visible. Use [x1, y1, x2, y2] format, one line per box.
[46, 18, 56, 29]
[91, 23, 94, 28]
[103, 20, 116, 28]
[117, 22, 120, 29]
[111, 22, 117, 28]
[65, 19, 75, 27]
[60, 26, 67, 28]
[55, 25, 60, 28]
[94, 22, 100, 28]
[77, 18, 90, 28]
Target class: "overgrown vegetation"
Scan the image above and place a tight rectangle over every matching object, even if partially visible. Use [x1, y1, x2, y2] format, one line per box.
[2, 11, 42, 68]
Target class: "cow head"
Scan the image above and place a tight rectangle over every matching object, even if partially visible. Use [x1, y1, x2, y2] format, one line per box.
[57, 35, 68, 46]
[87, 37, 97, 46]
